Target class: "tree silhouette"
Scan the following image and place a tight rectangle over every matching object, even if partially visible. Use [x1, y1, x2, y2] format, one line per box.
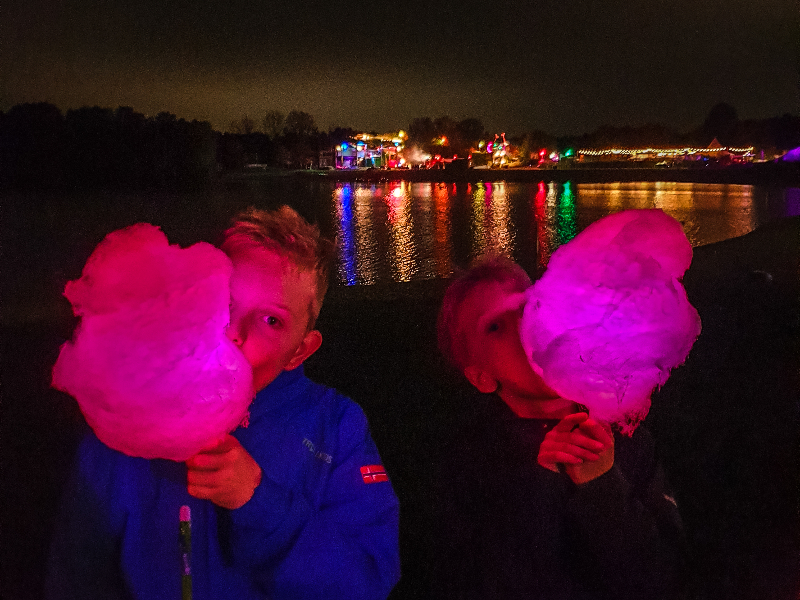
[456, 118, 486, 149]
[262, 110, 284, 138]
[0, 102, 67, 188]
[229, 116, 256, 134]
[278, 111, 318, 167]
[407, 117, 437, 152]
[0, 103, 215, 190]
[284, 111, 317, 137]
[700, 102, 739, 145]
[65, 106, 119, 187]
[405, 116, 487, 157]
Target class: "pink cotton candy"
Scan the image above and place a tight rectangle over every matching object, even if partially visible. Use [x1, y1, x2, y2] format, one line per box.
[520, 209, 701, 434]
[52, 224, 254, 461]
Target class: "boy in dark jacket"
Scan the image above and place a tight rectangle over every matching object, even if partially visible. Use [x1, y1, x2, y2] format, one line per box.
[47, 206, 400, 600]
[431, 256, 686, 600]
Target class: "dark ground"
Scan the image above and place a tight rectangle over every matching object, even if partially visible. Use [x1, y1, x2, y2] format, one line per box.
[2, 217, 799, 600]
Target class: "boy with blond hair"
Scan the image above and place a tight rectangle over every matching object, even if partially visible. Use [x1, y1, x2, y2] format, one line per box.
[431, 256, 686, 599]
[47, 206, 400, 600]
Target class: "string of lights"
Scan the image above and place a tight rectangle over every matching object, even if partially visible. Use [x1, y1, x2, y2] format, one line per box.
[578, 146, 754, 157]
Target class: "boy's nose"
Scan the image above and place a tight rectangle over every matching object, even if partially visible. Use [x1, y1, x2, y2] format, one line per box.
[225, 319, 244, 346]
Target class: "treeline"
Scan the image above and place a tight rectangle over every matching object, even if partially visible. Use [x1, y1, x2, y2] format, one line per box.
[0, 103, 215, 191]
[2, 101, 799, 191]
[222, 113, 492, 169]
[228, 103, 800, 166]
[560, 103, 800, 155]
[219, 110, 355, 171]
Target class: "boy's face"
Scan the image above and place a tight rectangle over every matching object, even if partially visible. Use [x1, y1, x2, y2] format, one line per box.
[226, 248, 322, 392]
[456, 279, 558, 401]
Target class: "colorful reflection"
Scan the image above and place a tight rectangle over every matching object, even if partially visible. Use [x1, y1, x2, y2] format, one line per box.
[556, 181, 577, 247]
[332, 184, 379, 285]
[404, 182, 448, 281]
[334, 185, 357, 285]
[470, 181, 514, 260]
[532, 182, 550, 273]
[386, 182, 415, 282]
[354, 187, 379, 283]
[329, 181, 765, 286]
[528, 181, 578, 271]
[432, 183, 454, 278]
[574, 182, 757, 247]
[469, 182, 487, 258]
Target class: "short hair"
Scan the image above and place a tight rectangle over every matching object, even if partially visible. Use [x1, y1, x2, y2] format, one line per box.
[221, 206, 336, 329]
[437, 256, 532, 371]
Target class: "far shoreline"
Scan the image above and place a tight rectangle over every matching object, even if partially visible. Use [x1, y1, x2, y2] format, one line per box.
[278, 163, 800, 186]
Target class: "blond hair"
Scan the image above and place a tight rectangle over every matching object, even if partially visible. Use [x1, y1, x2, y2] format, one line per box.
[221, 206, 335, 328]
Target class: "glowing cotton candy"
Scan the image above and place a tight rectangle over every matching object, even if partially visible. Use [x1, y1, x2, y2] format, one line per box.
[520, 209, 701, 434]
[52, 224, 254, 461]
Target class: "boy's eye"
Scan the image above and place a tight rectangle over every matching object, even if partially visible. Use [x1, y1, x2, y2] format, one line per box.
[487, 321, 501, 334]
[263, 315, 281, 327]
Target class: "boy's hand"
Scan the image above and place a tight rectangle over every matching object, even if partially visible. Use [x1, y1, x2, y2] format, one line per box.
[186, 434, 262, 509]
[538, 413, 615, 485]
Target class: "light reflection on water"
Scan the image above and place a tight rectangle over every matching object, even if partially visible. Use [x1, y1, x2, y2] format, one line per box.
[577, 182, 758, 248]
[432, 183, 452, 279]
[330, 181, 793, 286]
[387, 183, 415, 282]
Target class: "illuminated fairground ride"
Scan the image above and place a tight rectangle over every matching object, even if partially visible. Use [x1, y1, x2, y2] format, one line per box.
[334, 132, 408, 169]
[468, 133, 528, 168]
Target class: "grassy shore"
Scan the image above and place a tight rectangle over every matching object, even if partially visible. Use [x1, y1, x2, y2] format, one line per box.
[2, 217, 798, 599]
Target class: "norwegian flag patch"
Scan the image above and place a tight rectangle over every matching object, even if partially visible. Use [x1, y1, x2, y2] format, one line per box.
[360, 465, 389, 484]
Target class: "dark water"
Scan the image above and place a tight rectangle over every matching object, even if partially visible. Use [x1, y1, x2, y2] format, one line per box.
[2, 178, 797, 321]
[3, 178, 797, 323]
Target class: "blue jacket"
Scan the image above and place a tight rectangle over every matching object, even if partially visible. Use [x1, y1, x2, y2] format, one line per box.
[47, 367, 401, 600]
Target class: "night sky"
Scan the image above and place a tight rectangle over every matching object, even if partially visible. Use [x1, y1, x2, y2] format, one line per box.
[4, 0, 798, 136]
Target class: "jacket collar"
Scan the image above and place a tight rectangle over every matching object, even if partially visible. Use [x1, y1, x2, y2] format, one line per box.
[251, 365, 308, 415]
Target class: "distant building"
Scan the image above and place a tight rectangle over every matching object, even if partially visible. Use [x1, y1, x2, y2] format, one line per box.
[335, 132, 407, 169]
[318, 149, 334, 168]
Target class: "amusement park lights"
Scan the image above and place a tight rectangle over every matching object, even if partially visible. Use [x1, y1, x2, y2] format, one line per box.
[579, 146, 754, 158]
[335, 130, 409, 169]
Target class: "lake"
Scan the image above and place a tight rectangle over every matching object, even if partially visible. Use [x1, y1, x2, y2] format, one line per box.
[2, 177, 798, 324]
[321, 180, 798, 285]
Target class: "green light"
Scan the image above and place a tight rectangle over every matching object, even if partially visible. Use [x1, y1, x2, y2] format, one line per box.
[556, 181, 576, 246]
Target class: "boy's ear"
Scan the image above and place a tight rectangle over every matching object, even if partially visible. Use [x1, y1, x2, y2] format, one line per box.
[464, 365, 498, 394]
[284, 330, 323, 371]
